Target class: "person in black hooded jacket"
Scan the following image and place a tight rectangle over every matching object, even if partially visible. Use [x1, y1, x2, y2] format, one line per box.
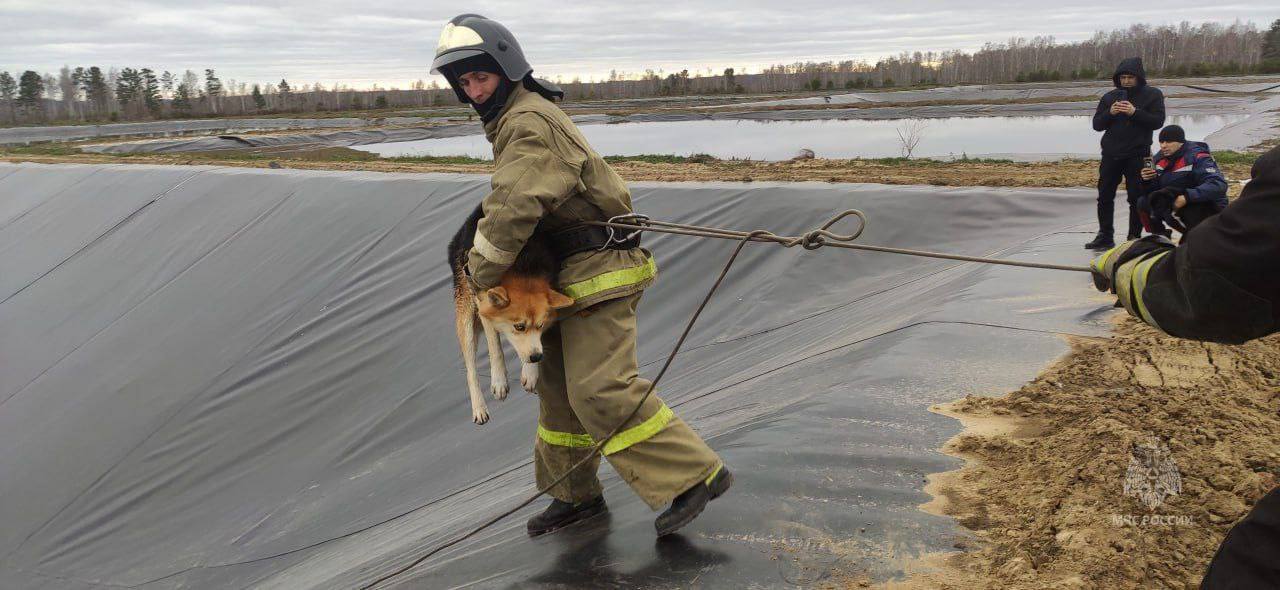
[1086, 57, 1166, 250]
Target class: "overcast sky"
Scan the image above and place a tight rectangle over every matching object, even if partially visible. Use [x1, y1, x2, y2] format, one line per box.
[2, 1, 1275, 90]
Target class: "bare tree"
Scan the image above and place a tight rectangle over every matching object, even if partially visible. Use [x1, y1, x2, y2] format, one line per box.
[896, 120, 928, 158]
[58, 66, 77, 121]
[160, 71, 175, 98]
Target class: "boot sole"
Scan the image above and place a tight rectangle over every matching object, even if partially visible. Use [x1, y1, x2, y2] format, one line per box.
[527, 500, 608, 537]
[656, 470, 734, 537]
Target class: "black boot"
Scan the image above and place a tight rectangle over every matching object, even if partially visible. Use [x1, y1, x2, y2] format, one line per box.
[655, 466, 733, 537]
[1084, 233, 1115, 250]
[526, 495, 607, 537]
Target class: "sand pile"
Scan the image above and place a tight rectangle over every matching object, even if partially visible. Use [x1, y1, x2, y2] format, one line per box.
[899, 316, 1280, 589]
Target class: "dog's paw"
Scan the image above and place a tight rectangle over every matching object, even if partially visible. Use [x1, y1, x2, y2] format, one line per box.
[472, 403, 490, 425]
[491, 381, 509, 401]
[520, 363, 539, 394]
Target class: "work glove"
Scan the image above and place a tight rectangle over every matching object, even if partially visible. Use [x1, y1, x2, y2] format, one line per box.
[1091, 236, 1176, 323]
[1146, 188, 1187, 233]
[1090, 235, 1175, 294]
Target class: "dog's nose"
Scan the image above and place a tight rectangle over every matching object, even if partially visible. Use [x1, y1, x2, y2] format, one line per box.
[528, 352, 543, 363]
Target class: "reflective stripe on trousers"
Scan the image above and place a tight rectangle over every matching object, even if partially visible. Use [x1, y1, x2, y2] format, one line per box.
[537, 403, 674, 456]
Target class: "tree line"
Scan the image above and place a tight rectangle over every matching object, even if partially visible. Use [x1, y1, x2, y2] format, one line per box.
[560, 20, 1280, 99]
[2, 18, 1278, 125]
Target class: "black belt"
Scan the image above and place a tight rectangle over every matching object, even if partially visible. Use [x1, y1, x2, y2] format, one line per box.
[547, 224, 641, 259]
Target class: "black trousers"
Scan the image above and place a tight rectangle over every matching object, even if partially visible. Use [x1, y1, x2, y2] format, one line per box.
[1177, 202, 1221, 232]
[1097, 156, 1146, 238]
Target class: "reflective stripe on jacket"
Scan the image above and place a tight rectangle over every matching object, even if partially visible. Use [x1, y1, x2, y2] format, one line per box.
[1148, 141, 1229, 210]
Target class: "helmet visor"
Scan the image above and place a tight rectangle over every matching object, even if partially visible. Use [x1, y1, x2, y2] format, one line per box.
[437, 23, 484, 55]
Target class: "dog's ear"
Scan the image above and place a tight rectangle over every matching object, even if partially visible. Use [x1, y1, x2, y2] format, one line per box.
[548, 290, 575, 310]
[485, 287, 510, 309]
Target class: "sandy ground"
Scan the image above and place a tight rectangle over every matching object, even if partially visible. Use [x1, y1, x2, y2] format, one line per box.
[0, 152, 1256, 197]
[881, 316, 1280, 590]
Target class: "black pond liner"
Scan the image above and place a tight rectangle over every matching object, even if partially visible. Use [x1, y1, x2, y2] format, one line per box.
[0, 163, 1117, 588]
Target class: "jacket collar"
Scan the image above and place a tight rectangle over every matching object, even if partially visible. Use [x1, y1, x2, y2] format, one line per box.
[483, 83, 531, 143]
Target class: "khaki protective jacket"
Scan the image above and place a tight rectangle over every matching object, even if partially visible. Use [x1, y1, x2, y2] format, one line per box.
[466, 84, 656, 314]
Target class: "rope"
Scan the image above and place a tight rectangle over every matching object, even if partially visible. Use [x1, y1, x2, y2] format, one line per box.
[360, 210, 1088, 588]
[585, 211, 1091, 273]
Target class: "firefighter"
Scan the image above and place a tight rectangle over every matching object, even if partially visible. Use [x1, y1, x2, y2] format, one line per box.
[432, 14, 731, 537]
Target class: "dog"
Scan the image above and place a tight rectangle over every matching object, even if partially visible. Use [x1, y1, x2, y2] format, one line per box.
[449, 204, 574, 424]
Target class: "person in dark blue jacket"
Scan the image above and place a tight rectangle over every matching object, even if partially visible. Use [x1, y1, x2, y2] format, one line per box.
[1086, 57, 1166, 250]
[1135, 125, 1228, 239]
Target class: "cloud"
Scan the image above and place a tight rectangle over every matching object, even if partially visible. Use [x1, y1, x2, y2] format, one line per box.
[0, 1, 1274, 89]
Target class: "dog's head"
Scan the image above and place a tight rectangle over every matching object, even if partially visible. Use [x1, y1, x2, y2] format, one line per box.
[477, 277, 574, 363]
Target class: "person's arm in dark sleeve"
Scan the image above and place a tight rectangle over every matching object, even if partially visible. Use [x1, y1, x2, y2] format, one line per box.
[1091, 146, 1280, 344]
[1182, 154, 1228, 205]
[1092, 95, 1114, 132]
[466, 114, 584, 290]
[1201, 487, 1280, 589]
[1130, 88, 1165, 130]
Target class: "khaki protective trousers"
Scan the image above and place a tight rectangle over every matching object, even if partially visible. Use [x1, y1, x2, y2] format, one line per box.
[533, 293, 722, 509]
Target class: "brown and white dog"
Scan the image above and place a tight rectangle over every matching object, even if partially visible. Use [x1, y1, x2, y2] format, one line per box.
[448, 204, 574, 424]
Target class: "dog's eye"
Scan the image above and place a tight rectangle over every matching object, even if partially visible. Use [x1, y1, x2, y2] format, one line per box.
[514, 323, 526, 332]
[535, 323, 544, 330]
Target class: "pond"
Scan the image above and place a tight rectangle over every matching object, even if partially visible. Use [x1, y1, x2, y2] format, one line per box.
[352, 114, 1246, 161]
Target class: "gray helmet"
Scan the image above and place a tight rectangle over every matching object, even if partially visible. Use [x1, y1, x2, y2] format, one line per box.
[432, 14, 532, 102]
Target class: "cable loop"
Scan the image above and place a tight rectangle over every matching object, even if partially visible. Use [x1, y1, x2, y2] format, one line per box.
[598, 213, 652, 251]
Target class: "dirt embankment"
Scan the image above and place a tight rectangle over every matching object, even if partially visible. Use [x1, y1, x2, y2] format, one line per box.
[890, 316, 1280, 590]
[0, 152, 1255, 195]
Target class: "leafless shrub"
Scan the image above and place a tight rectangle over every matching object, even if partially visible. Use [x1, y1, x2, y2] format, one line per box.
[896, 120, 928, 158]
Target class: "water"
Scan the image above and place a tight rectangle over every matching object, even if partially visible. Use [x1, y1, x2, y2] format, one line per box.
[353, 114, 1244, 161]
